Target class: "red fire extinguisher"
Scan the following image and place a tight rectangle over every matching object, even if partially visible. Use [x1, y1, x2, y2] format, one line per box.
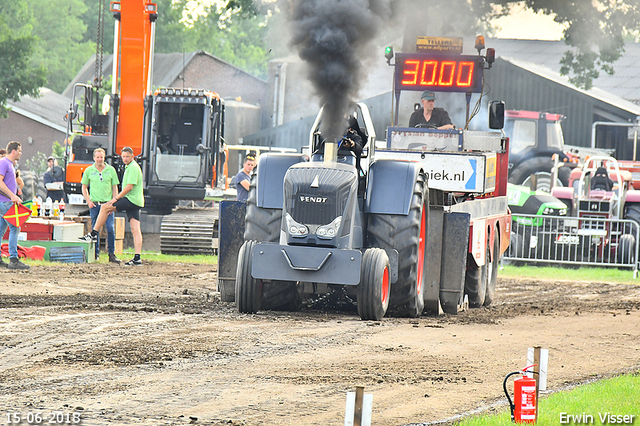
[503, 365, 538, 423]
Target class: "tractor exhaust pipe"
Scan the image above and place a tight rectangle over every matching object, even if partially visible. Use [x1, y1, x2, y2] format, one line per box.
[324, 140, 338, 164]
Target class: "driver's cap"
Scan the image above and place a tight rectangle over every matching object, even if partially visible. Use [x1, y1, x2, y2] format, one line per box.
[421, 91, 436, 101]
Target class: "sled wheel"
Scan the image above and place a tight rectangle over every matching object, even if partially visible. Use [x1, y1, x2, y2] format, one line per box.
[465, 240, 488, 308]
[235, 241, 262, 313]
[357, 248, 390, 321]
[484, 231, 500, 306]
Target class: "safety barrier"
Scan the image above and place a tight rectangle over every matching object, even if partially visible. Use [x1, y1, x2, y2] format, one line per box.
[505, 214, 639, 276]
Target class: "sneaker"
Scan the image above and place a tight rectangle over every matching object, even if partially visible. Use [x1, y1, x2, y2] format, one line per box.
[109, 253, 121, 264]
[125, 258, 142, 266]
[8, 257, 30, 270]
[79, 233, 97, 242]
[0, 257, 7, 268]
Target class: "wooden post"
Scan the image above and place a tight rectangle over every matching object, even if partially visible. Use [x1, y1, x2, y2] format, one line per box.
[353, 386, 364, 426]
[533, 346, 541, 423]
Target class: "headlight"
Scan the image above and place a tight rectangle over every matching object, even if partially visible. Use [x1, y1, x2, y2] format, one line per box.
[285, 213, 308, 236]
[559, 208, 567, 216]
[316, 216, 342, 239]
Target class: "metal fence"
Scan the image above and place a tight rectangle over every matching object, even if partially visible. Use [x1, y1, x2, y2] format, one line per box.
[505, 214, 639, 276]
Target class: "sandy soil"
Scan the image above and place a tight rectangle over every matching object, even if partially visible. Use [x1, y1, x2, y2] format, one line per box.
[1, 262, 639, 426]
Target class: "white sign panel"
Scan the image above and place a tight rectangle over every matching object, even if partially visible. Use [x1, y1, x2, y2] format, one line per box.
[376, 150, 492, 193]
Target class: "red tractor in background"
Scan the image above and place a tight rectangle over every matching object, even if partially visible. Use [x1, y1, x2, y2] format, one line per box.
[505, 110, 579, 192]
[551, 156, 640, 264]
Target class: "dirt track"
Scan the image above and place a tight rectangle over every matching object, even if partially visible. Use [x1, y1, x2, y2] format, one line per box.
[1, 262, 639, 425]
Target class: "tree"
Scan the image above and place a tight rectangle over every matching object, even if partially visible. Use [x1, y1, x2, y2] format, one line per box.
[81, 0, 114, 55]
[519, 0, 640, 90]
[472, 0, 640, 90]
[27, 0, 95, 93]
[182, 3, 271, 78]
[0, 2, 47, 118]
[154, 0, 192, 54]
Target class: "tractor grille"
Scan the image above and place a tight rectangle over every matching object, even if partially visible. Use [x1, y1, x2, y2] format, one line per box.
[284, 167, 355, 225]
[579, 200, 610, 213]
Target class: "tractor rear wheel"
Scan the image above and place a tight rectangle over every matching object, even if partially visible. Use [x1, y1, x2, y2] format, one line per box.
[357, 248, 390, 321]
[19, 170, 39, 202]
[368, 174, 426, 318]
[484, 232, 500, 306]
[510, 157, 570, 192]
[617, 234, 636, 265]
[235, 240, 263, 313]
[262, 282, 302, 311]
[244, 174, 281, 243]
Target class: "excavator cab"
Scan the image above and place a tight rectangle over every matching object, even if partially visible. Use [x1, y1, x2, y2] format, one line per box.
[145, 88, 226, 208]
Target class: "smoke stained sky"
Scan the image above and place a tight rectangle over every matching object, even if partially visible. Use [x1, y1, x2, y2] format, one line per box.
[288, 0, 395, 141]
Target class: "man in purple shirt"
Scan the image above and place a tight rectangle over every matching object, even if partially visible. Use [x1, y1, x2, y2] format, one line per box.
[0, 141, 30, 270]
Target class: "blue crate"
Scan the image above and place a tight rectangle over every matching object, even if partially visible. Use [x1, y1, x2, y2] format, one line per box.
[49, 246, 86, 264]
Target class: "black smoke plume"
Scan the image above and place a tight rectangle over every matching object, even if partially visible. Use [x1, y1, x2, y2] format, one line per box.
[289, 0, 394, 141]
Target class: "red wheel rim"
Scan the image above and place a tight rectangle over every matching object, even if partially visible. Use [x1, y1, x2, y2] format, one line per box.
[381, 266, 390, 307]
[416, 207, 426, 294]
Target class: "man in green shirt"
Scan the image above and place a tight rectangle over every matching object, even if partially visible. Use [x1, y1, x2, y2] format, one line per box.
[81, 148, 121, 263]
[80, 146, 145, 265]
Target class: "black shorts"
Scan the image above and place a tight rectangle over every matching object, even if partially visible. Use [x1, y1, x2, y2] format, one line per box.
[114, 197, 142, 222]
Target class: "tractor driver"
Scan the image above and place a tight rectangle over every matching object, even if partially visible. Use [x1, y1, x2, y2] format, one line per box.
[409, 90, 454, 130]
[313, 115, 367, 175]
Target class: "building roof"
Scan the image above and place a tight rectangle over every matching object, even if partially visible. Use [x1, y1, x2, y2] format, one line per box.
[7, 88, 69, 133]
[486, 38, 640, 104]
[63, 51, 265, 98]
[501, 56, 640, 117]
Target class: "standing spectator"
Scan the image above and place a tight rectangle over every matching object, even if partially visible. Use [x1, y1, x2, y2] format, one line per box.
[0, 149, 23, 198]
[235, 154, 256, 202]
[80, 147, 144, 266]
[0, 141, 30, 270]
[43, 156, 66, 202]
[81, 148, 121, 263]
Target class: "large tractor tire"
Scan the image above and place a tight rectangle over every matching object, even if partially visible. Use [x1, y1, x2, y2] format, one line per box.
[464, 246, 488, 308]
[143, 196, 176, 215]
[244, 174, 281, 243]
[511, 157, 570, 192]
[235, 240, 262, 313]
[357, 248, 391, 321]
[624, 203, 640, 231]
[368, 174, 426, 318]
[244, 173, 300, 311]
[484, 232, 500, 307]
[20, 170, 39, 202]
[617, 234, 636, 265]
[261, 282, 302, 311]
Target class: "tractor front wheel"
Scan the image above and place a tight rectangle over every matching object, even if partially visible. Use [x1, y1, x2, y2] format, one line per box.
[357, 248, 391, 321]
[235, 240, 262, 313]
[367, 174, 426, 318]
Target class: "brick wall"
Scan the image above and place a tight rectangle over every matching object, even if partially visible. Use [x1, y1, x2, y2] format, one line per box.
[178, 54, 268, 107]
[0, 111, 65, 168]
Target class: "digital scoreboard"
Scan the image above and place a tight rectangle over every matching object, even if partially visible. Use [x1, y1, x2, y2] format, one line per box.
[394, 53, 485, 93]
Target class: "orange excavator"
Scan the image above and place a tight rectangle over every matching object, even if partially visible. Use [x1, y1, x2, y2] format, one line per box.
[64, 0, 227, 217]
